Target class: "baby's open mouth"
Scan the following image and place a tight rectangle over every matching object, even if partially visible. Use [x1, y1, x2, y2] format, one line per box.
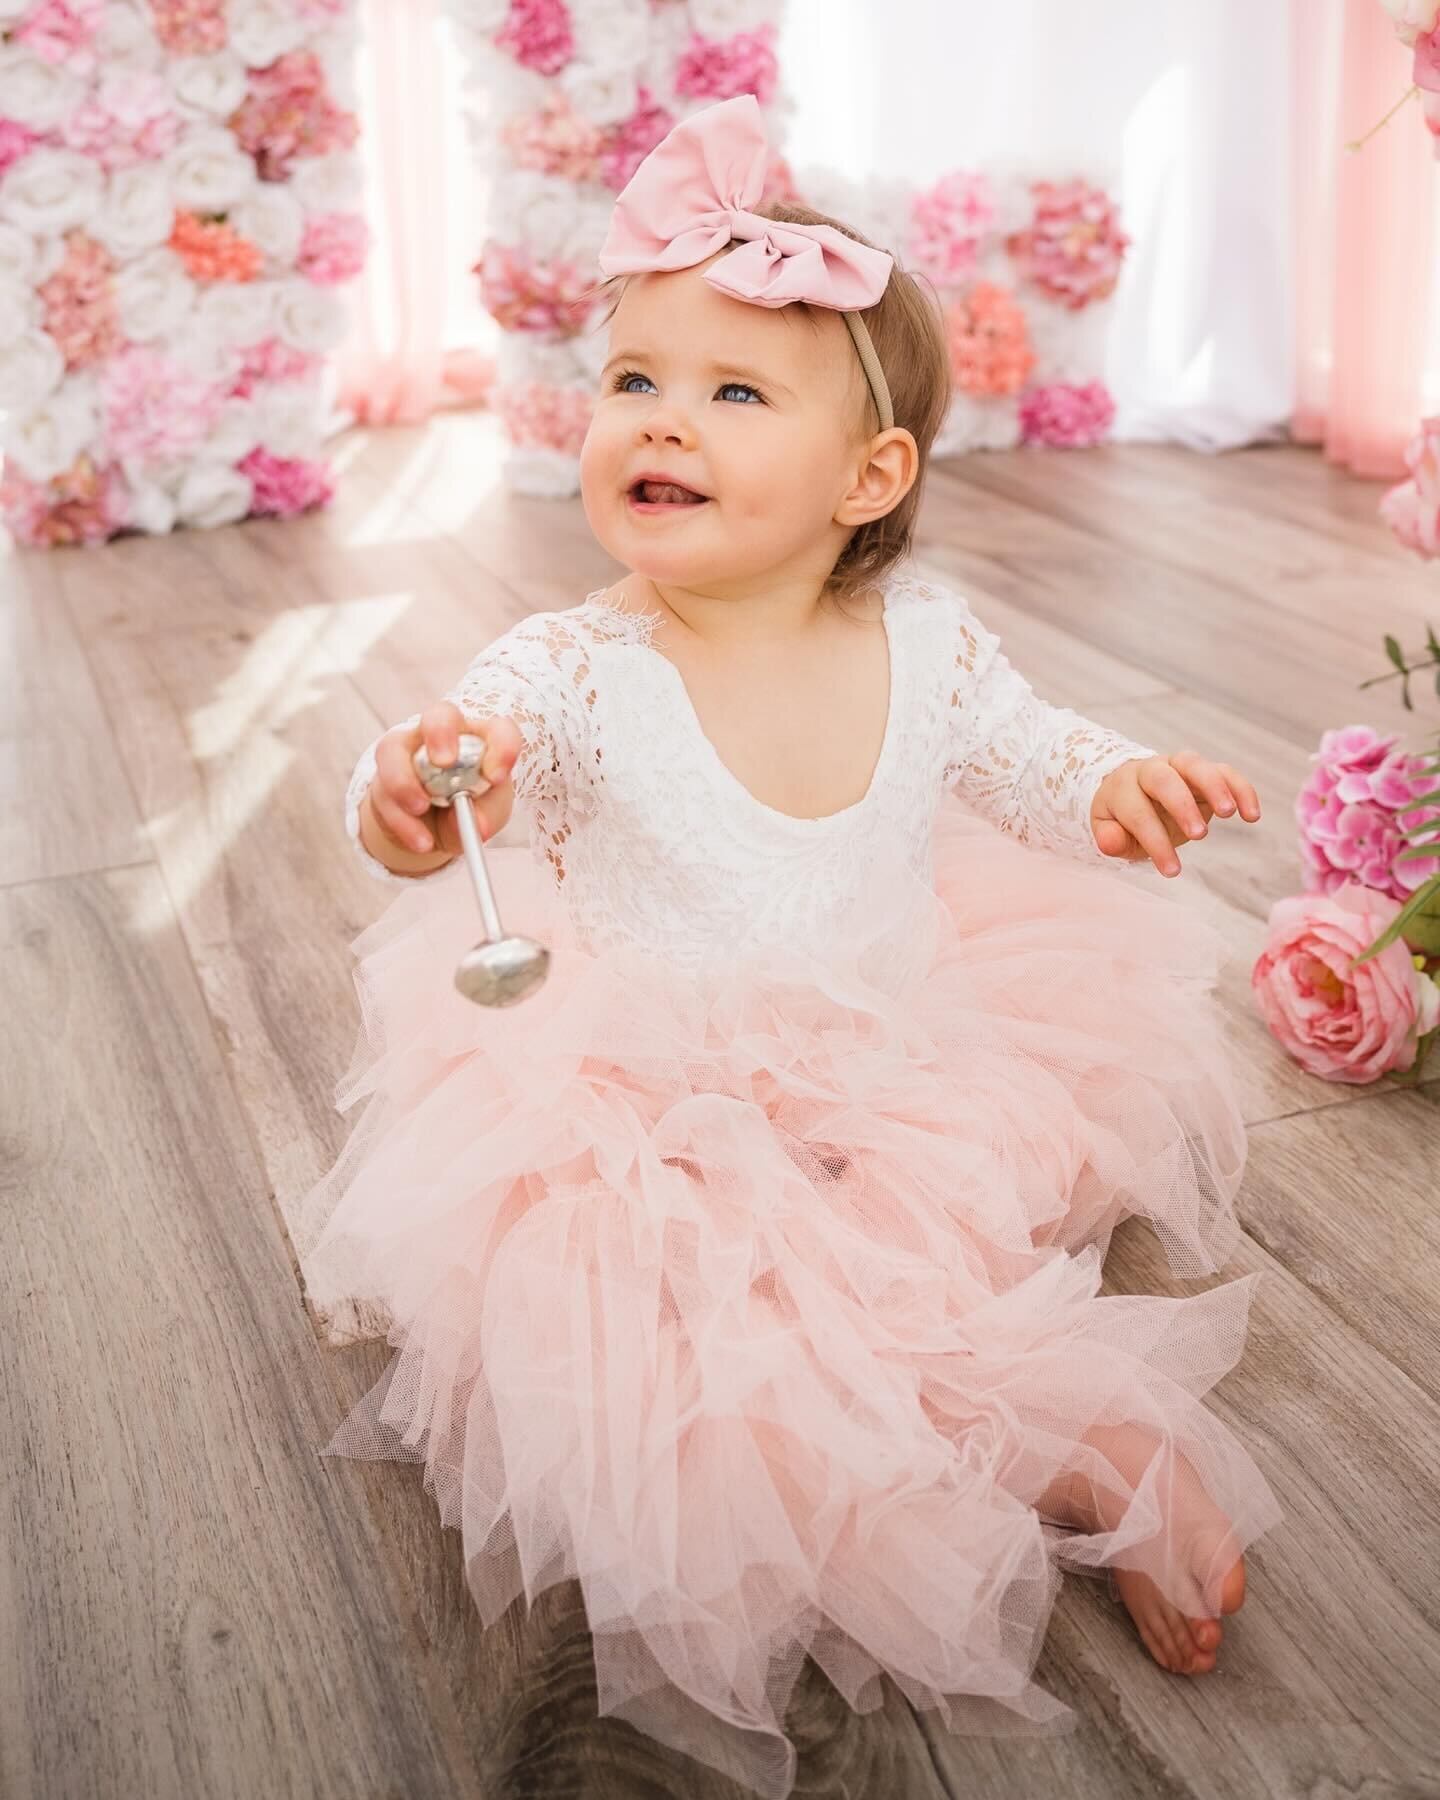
[629, 480, 710, 506]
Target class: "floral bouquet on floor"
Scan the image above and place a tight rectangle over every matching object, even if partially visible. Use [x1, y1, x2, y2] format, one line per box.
[1252, 630, 1440, 1085]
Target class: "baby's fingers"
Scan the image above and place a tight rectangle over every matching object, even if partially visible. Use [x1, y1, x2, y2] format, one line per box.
[1170, 752, 1262, 823]
[369, 780, 435, 854]
[1140, 759, 1209, 840]
[1114, 789, 1184, 877]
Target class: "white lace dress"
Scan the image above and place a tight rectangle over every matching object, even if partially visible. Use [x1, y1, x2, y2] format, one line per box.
[291, 560, 1282, 1800]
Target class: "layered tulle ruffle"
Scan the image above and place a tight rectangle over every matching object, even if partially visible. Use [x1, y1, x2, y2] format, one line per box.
[287, 798, 1282, 1798]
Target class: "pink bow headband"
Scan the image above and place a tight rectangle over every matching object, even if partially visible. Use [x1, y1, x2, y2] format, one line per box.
[596, 94, 896, 433]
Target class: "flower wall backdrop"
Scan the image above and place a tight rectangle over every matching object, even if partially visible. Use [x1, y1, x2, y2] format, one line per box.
[445, 0, 1127, 497]
[0, 0, 365, 548]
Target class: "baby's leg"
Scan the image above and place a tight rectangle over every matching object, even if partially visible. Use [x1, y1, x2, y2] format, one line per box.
[1035, 1421, 1246, 1675]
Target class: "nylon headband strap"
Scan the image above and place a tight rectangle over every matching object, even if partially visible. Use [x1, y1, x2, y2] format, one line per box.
[843, 310, 894, 434]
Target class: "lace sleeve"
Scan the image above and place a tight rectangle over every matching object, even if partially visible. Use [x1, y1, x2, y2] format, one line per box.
[942, 597, 1158, 868]
[345, 611, 595, 884]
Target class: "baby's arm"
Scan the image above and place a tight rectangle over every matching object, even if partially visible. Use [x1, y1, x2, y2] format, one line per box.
[943, 598, 1157, 868]
[347, 614, 591, 884]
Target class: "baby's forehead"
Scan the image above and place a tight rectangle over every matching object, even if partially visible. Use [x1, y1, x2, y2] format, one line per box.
[612, 264, 854, 395]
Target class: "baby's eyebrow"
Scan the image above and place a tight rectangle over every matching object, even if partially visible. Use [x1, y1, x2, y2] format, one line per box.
[603, 350, 795, 400]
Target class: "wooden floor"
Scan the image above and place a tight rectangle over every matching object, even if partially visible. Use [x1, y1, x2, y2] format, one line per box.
[6, 408, 1440, 1800]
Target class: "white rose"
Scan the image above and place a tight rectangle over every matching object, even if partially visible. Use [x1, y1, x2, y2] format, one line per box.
[2, 374, 99, 483]
[312, 27, 360, 111]
[91, 163, 175, 260]
[687, 0, 776, 33]
[447, 0, 510, 28]
[0, 280, 35, 351]
[490, 171, 589, 263]
[1379, 0, 1440, 42]
[253, 384, 322, 460]
[126, 478, 178, 536]
[504, 448, 581, 499]
[0, 46, 84, 131]
[230, 187, 304, 266]
[168, 53, 248, 119]
[570, 0, 650, 71]
[0, 325, 63, 411]
[288, 153, 365, 215]
[0, 221, 39, 286]
[227, 0, 308, 68]
[93, 2, 164, 70]
[115, 249, 197, 343]
[196, 280, 278, 347]
[170, 127, 257, 213]
[0, 148, 105, 237]
[272, 278, 347, 354]
[559, 64, 638, 130]
[176, 462, 254, 530]
[166, 319, 242, 386]
[202, 397, 264, 464]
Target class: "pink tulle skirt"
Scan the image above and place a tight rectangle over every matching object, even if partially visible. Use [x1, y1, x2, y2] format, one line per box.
[289, 797, 1283, 1798]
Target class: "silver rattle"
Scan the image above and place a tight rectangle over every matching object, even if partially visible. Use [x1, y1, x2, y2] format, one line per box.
[413, 733, 550, 1007]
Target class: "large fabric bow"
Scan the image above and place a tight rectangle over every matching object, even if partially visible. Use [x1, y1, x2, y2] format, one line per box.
[596, 94, 893, 313]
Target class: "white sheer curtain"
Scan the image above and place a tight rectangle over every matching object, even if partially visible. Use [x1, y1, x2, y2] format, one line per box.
[778, 0, 1297, 449]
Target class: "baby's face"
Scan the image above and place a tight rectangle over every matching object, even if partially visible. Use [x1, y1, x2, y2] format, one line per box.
[580, 258, 874, 596]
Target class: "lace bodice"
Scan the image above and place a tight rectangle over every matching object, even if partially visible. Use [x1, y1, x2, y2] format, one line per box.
[344, 566, 1157, 973]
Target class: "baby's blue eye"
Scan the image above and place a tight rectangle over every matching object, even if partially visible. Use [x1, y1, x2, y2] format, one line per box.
[610, 369, 764, 404]
[718, 382, 762, 404]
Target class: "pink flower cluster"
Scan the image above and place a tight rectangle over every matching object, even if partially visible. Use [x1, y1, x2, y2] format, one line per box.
[100, 346, 224, 464]
[495, 0, 575, 76]
[495, 379, 594, 456]
[1380, 416, 1440, 558]
[476, 241, 595, 335]
[61, 70, 180, 170]
[1020, 380, 1116, 448]
[148, 0, 227, 55]
[945, 282, 1036, 397]
[297, 211, 369, 284]
[502, 93, 604, 184]
[1296, 725, 1440, 901]
[674, 25, 780, 106]
[231, 51, 359, 182]
[13, 0, 103, 68]
[1008, 180, 1130, 310]
[239, 447, 335, 516]
[0, 119, 39, 177]
[1251, 881, 1439, 1084]
[908, 173, 994, 286]
[230, 337, 321, 398]
[0, 454, 128, 549]
[39, 231, 120, 367]
[170, 211, 263, 283]
[599, 87, 675, 192]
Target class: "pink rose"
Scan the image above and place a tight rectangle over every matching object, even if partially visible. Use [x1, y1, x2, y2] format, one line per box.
[1251, 881, 1440, 1083]
[296, 211, 369, 285]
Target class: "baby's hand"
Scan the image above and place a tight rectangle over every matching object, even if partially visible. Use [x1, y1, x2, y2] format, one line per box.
[367, 704, 523, 860]
[1091, 752, 1261, 878]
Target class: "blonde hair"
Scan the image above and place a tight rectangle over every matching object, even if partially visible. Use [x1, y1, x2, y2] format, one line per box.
[588, 198, 953, 604]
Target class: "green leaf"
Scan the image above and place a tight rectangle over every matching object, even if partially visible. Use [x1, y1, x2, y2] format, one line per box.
[1349, 877, 1440, 964]
[1385, 634, 1408, 672]
[1426, 622, 1440, 659]
[1398, 789, 1440, 810]
[1396, 844, 1440, 863]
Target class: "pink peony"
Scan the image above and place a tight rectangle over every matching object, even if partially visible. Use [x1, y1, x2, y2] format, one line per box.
[238, 448, 334, 516]
[1251, 881, 1440, 1083]
[1008, 179, 1130, 310]
[599, 87, 675, 192]
[1413, 21, 1440, 87]
[0, 118, 39, 178]
[908, 173, 995, 287]
[674, 25, 780, 105]
[230, 337, 319, 397]
[148, 0, 227, 54]
[0, 453, 128, 550]
[231, 52, 359, 182]
[61, 70, 181, 171]
[1020, 380, 1116, 447]
[1380, 415, 1440, 557]
[495, 0, 574, 76]
[101, 346, 223, 464]
[476, 240, 596, 335]
[296, 211, 369, 284]
[13, 0, 104, 68]
[1297, 725, 1440, 900]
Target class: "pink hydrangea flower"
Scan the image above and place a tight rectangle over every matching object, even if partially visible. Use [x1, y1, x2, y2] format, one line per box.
[13, 0, 104, 68]
[1008, 180, 1130, 310]
[476, 240, 596, 335]
[908, 173, 994, 286]
[148, 0, 227, 54]
[495, 0, 574, 76]
[599, 87, 675, 192]
[1251, 880, 1440, 1083]
[296, 212, 369, 285]
[230, 337, 319, 398]
[503, 92, 604, 183]
[1380, 415, 1440, 557]
[674, 25, 779, 105]
[1020, 381, 1116, 448]
[944, 282, 1036, 397]
[239, 448, 335, 516]
[1296, 725, 1440, 900]
[101, 347, 223, 465]
[0, 453, 129, 550]
[231, 52, 359, 182]
[0, 119, 40, 179]
[1413, 21, 1440, 88]
[495, 378, 593, 456]
[39, 231, 121, 368]
[61, 71, 181, 171]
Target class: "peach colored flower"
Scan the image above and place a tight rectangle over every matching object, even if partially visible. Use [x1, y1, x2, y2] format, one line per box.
[38, 230, 122, 368]
[1251, 881, 1440, 1083]
[503, 93, 604, 184]
[168, 210, 263, 283]
[149, 0, 227, 54]
[0, 453, 128, 549]
[944, 281, 1035, 397]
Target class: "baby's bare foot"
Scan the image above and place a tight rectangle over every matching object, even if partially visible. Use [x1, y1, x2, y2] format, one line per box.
[1112, 1539, 1244, 1676]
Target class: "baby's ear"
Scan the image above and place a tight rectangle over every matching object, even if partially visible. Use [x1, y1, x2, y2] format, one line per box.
[839, 428, 919, 526]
